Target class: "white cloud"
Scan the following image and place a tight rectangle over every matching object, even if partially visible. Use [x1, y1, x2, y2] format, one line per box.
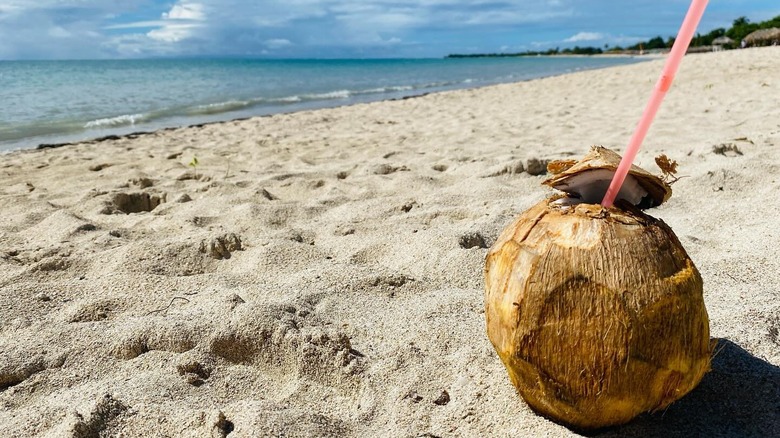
[264, 38, 293, 49]
[48, 26, 72, 38]
[106, 33, 148, 56]
[105, 21, 168, 30]
[163, 2, 206, 21]
[564, 32, 605, 42]
[145, 2, 207, 43]
[147, 23, 200, 42]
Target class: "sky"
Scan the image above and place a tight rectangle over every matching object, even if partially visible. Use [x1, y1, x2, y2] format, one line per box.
[0, 1, 778, 60]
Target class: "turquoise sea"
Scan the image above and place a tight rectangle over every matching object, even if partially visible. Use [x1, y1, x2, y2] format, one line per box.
[0, 57, 644, 152]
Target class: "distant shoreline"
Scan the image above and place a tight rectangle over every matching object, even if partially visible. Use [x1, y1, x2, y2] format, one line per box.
[445, 49, 709, 59]
[445, 53, 627, 58]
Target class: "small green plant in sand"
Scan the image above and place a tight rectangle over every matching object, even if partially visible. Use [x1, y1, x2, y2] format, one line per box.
[188, 156, 200, 179]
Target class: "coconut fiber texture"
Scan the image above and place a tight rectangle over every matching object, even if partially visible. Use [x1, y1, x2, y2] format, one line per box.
[485, 198, 712, 430]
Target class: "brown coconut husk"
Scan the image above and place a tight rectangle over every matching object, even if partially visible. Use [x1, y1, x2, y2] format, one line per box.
[484, 148, 711, 430]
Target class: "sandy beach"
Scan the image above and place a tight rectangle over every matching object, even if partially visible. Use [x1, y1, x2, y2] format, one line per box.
[1, 47, 778, 437]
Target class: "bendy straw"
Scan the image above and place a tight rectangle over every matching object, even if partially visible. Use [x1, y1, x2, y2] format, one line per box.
[601, 0, 709, 208]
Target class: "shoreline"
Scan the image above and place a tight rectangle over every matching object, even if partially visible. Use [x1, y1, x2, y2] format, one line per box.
[1, 56, 646, 154]
[1, 47, 778, 437]
[10, 97, 426, 154]
[29, 94, 433, 152]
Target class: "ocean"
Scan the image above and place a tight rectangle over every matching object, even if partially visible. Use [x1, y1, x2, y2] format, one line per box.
[0, 57, 644, 152]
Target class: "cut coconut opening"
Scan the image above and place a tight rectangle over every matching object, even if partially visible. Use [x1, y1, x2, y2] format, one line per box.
[550, 169, 653, 208]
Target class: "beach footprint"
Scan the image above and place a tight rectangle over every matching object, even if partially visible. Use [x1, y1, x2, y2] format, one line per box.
[208, 302, 364, 387]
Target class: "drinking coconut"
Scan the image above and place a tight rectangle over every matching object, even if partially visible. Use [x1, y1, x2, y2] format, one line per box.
[485, 146, 711, 430]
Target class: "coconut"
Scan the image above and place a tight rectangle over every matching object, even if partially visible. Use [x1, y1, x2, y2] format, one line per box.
[484, 146, 712, 430]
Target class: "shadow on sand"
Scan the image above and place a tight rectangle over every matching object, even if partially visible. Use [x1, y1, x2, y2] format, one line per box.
[597, 338, 779, 438]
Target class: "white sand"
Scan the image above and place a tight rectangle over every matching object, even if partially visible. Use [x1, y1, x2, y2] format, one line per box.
[1, 47, 778, 437]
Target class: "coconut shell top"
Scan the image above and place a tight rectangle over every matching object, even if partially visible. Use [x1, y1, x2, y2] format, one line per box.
[543, 146, 672, 209]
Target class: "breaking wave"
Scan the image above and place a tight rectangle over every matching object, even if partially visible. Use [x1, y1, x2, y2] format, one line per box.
[84, 113, 148, 128]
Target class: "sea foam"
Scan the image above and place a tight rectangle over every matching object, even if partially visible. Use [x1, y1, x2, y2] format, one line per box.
[84, 114, 147, 129]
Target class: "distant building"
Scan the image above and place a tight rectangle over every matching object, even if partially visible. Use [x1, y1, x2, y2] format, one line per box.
[711, 36, 734, 51]
[744, 28, 780, 47]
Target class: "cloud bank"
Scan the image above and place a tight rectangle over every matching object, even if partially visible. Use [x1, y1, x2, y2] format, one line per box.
[0, 0, 777, 59]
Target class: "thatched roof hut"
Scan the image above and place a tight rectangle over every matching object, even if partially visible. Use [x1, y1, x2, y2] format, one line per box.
[744, 28, 780, 47]
[711, 36, 733, 52]
[712, 36, 733, 45]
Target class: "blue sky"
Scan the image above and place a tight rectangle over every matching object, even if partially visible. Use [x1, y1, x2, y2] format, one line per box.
[0, 1, 777, 59]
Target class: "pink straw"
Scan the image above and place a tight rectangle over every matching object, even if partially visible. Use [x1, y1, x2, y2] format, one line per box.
[601, 0, 709, 208]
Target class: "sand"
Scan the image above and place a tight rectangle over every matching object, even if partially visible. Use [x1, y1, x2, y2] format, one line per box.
[1, 47, 778, 437]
